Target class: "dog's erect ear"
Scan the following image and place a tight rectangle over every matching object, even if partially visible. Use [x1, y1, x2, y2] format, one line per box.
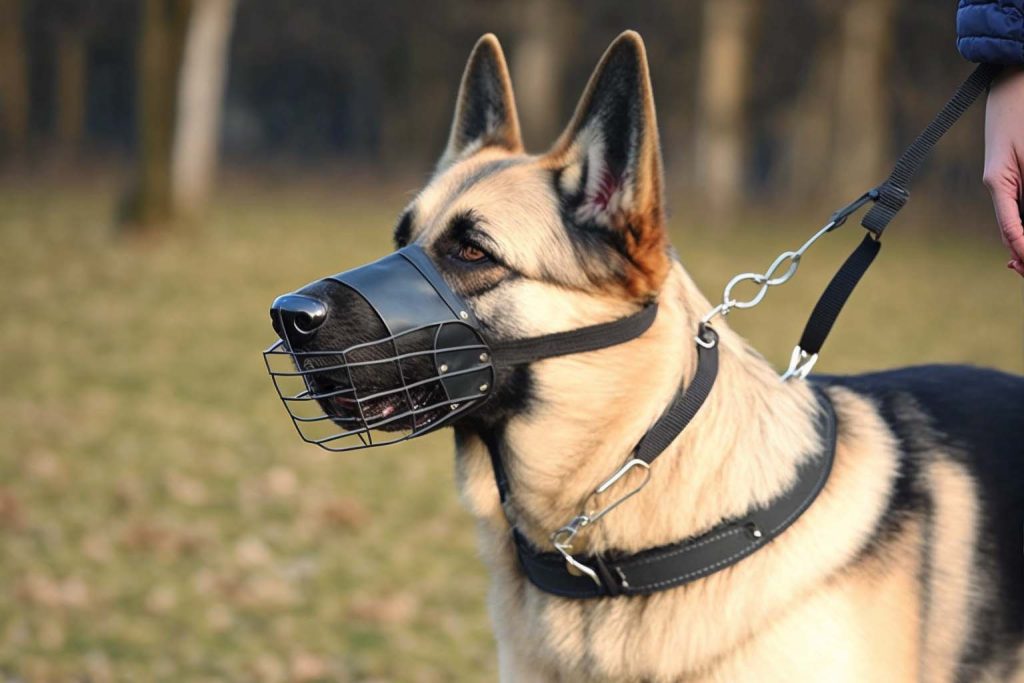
[439, 34, 523, 170]
[546, 31, 668, 295]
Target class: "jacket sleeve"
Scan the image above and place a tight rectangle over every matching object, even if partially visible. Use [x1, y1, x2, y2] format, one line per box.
[957, 0, 1024, 64]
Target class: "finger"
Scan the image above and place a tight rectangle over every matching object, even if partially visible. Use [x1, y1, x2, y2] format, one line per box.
[990, 186, 1024, 261]
[1010, 258, 1024, 277]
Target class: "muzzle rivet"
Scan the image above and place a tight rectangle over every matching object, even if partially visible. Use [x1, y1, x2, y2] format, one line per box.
[450, 403, 460, 410]
[439, 363, 449, 374]
[459, 311, 469, 320]
[478, 383, 489, 392]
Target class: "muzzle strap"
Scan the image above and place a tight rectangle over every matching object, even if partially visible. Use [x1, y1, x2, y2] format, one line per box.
[489, 302, 658, 366]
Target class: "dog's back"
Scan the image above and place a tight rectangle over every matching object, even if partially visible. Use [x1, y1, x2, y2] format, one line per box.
[822, 365, 1024, 678]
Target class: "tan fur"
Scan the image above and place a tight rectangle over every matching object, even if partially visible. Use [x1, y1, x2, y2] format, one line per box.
[920, 458, 981, 683]
[400, 31, 1021, 682]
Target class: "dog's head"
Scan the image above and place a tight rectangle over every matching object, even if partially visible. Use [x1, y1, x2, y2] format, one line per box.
[268, 32, 672, 445]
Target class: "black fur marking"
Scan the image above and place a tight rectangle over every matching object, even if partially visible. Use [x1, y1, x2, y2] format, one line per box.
[820, 366, 1024, 676]
[393, 209, 413, 248]
[446, 210, 479, 244]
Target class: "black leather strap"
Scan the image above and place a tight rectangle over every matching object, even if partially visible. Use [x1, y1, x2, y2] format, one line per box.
[490, 303, 658, 366]
[513, 388, 837, 598]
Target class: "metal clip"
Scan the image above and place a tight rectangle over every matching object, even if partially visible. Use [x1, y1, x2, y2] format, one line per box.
[551, 515, 601, 586]
[781, 345, 819, 382]
[549, 459, 652, 587]
[695, 324, 718, 349]
[583, 459, 652, 526]
[828, 188, 880, 230]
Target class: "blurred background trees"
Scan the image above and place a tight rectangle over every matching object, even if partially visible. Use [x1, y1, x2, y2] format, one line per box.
[0, 0, 989, 231]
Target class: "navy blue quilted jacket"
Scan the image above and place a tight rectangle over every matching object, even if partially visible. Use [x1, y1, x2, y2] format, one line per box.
[957, 0, 1024, 64]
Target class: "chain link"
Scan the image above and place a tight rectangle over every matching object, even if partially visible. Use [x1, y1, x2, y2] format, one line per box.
[700, 220, 837, 325]
[699, 189, 878, 327]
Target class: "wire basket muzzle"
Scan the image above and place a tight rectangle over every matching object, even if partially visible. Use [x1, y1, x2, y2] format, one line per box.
[264, 245, 495, 452]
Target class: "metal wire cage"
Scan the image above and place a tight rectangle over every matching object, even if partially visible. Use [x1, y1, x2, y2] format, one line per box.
[263, 319, 495, 452]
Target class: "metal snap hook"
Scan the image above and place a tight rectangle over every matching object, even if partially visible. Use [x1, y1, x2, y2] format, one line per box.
[551, 516, 601, 587]
[549, 458, 652, 587]
[781, 345, 819, 382]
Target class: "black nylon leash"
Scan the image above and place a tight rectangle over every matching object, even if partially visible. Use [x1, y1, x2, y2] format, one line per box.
[797, 233, 881, 358]
[861, 63, 1001, 237]
[632, 327, 719, 464]
[790, 63, 1000, 365]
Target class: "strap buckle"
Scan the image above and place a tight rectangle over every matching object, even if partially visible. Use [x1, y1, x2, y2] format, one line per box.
[781, 345, 819, 382]
[550, 458, 652, 587]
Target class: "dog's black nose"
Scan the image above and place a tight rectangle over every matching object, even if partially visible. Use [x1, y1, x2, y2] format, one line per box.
[270, 294, 329, 342]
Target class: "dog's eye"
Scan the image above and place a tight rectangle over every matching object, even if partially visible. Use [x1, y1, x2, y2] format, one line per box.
[455, 243, 490, 263]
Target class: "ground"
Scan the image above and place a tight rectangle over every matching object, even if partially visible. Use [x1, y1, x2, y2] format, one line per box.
[0, 174, 1019, 682]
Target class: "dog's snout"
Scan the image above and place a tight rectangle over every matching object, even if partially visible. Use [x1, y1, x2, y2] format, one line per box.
[270, 293, 329, 343]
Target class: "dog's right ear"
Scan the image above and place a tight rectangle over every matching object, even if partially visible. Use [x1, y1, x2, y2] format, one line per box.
[438, 34, 523, 171]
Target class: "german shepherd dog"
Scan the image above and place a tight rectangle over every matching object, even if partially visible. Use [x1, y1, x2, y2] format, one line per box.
[276, 32, 1024, 681]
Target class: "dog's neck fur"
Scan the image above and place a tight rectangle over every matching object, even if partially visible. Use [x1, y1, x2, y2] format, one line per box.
[455, 260, 824, 556]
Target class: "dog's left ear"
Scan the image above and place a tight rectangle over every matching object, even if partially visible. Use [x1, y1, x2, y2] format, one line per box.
[439, 34, 523, 170]
[546, 31, 669, 295]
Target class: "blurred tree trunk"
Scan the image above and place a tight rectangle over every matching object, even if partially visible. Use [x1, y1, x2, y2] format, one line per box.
[782, 36, 839, 201]
[832, 0, 894, 191]
[0, 0, 29, 157]
[511, 0, 568, 149]
[123, 0, 192, 232]
[695, 0, 755, 224]
[171, 0, 237, 217]
[55, 23, 88, 156]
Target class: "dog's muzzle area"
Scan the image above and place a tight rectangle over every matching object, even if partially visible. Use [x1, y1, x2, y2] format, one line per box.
[264, 246, 495, 451]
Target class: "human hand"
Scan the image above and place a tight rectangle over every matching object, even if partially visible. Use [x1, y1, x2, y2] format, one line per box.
[983, 66, 1024, 276]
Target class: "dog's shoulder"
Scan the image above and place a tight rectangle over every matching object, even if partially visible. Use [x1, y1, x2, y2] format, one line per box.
[817, 365, 1024, 666]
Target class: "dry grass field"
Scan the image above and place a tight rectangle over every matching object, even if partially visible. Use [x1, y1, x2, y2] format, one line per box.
[0, 175, 1020, 682]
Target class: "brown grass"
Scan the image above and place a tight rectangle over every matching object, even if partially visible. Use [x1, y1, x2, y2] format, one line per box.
[0, 176, 1019, 682]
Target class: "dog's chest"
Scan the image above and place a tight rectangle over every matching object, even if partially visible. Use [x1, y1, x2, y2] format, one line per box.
[489, 533, 923, 683]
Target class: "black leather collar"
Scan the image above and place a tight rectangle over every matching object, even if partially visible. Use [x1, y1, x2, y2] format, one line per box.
[507, 387, 837, 599]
